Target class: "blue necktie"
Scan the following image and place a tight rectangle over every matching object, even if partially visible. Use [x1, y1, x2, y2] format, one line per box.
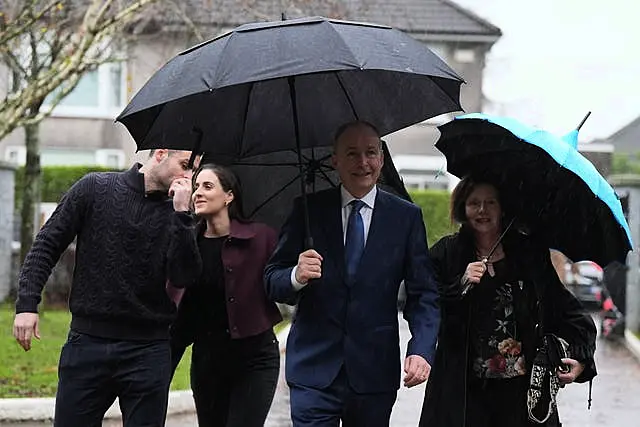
[345, 200, 365, 283]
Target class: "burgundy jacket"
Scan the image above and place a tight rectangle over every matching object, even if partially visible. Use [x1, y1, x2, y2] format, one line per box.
[171, 220, 282, 342]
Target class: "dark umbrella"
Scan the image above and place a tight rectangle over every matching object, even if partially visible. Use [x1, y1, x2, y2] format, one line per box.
[436, 113, 632, 267]
[117, 16, 463, 244]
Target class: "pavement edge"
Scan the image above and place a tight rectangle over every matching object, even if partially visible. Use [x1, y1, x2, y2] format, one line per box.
[0, 325, 291, 422]
[624, 328, 640, 363]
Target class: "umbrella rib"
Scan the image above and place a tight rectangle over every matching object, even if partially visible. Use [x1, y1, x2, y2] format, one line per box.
[317, 167, 338, 187]
[238, 82, 256, 158]
[233, 162, 303, 167]
[327, 21, 363, 67]
[247, 172, 306, 218]
[429, 76, 464, 113]
[335, 73, 359, 120]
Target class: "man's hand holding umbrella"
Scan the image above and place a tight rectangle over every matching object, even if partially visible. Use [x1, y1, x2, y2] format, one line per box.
[294, 250, 323, 285]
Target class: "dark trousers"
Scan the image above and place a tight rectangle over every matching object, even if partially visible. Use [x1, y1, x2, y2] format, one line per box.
[54, 330, 171, 427]
[186, 329, 280, 427]
[466, 376, 561, 427]
[289, 367, 397, 427]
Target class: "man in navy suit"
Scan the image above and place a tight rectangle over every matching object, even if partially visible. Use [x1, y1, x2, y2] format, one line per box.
[264, 121, 441, 426]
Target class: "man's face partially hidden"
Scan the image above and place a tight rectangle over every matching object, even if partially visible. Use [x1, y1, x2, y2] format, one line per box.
[153, 150, 195, 192]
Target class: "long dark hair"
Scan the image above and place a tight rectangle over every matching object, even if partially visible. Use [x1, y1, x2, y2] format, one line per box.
[192, 163, 247, 222]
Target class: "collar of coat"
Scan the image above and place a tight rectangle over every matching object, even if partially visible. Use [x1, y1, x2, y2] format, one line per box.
[196, 218, 258, 240]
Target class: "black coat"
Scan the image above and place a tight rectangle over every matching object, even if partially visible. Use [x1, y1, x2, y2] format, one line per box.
[419, 228, 597, 427]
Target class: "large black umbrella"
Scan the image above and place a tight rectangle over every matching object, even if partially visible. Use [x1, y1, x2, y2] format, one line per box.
[117, 16, 463, 243]
[436, 113, 632, 267]
[117, 16, 462, 155]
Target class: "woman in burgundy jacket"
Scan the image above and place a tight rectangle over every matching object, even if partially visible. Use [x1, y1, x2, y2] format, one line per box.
[170, 163, 283, 427]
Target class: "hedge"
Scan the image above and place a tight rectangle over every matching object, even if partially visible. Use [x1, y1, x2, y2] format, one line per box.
[409, 189, 458, 246]
[14, 166, 121, 206]
[13, 167, 457, 246]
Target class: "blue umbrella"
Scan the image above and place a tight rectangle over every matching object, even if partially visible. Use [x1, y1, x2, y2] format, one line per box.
[436, 112, 632, 266]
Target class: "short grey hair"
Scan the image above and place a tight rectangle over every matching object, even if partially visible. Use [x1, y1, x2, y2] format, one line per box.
[332, 121, 382, 151]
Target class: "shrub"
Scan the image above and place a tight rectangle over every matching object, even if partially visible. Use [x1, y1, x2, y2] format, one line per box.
[409, 189, 457, 246]
[14, 166, 120, 206]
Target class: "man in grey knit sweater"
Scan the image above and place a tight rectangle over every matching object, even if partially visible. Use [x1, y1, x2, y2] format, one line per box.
[13, 149, 201, 427]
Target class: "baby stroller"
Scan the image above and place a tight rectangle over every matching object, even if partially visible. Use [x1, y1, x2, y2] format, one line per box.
[596, 284, 625, 339]
[565, 260, 624, 339]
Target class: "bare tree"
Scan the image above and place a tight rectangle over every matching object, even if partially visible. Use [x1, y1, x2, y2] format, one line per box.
[0, 0, 348, 264]
[0, 0, 160, 262]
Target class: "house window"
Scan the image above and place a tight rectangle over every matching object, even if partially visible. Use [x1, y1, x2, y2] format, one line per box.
[40, 149, 96, 166]
[4, 146, 125, 168]
[454, 48, 476, 64]
[43, 62, 127, 119]
[4, 146, 26, 165]
[96, 149, 125, 169]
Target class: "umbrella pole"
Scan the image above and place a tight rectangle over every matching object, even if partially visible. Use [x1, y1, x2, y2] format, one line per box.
[288, 75, 314, 249]
[461, 217, 516, 296]
[188, 127, 203, 169]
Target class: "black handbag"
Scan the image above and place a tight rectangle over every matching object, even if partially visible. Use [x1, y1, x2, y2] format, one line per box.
[527, 333, 570, 424]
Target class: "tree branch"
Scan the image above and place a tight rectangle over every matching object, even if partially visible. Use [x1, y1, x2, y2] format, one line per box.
[0, 0, 60, 46]
[0, 0, 161, 140]
[1, 48, 28, 76]
[95, 0, 156, 33]
[164, 0, 205, 41]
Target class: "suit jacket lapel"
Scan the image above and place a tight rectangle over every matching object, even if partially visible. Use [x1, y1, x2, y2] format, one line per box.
[320, 189, 346, 281]
[354, 190, 391, 282]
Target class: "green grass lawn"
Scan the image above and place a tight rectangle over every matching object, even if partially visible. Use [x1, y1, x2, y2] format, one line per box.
[0, 306, 289, 398]
[0, 306, 190, 397]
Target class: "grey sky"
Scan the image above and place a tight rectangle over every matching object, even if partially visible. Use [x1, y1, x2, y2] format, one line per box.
[453, 0, 639, 142]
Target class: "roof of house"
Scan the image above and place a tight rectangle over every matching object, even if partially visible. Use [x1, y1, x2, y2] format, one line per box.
[604, 115, 640, 154]
[158, 0, 501, 41]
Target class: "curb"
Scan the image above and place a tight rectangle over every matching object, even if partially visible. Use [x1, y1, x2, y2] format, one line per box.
[624, 328, 640, 363]
[0, 326, 291, 422]
[0, 390, 196, 422]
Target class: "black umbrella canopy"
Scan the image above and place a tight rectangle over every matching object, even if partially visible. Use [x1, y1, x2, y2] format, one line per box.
[117, 16, 463, 157]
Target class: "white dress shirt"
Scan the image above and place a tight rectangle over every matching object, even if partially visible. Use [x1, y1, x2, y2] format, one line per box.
[339, 185, 376, 244]
[291, 186, 377, 290]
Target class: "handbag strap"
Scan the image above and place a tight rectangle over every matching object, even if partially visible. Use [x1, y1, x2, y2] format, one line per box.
[527, 362, 562, 424]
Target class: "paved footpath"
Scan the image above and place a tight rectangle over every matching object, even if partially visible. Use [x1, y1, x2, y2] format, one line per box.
[166, 314, 640, 427]
[165, 314, 429, 427]
[3, 315, 639, 426]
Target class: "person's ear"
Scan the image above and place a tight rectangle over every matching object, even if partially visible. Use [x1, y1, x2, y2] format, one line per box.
[225, 191, 234, 206]
[154, 149, 168, 163]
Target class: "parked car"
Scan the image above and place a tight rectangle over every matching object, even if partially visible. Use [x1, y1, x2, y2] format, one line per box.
[564, 260, 604, 309]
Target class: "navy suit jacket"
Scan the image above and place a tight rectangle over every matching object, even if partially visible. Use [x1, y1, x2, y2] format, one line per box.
[264, 187, 440, 393]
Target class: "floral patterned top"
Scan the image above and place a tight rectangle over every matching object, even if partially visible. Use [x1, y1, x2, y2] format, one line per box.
[470, 258, 527, 379]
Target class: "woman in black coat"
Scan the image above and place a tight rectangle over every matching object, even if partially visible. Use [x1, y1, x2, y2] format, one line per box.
[419, 176, 597, 427]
